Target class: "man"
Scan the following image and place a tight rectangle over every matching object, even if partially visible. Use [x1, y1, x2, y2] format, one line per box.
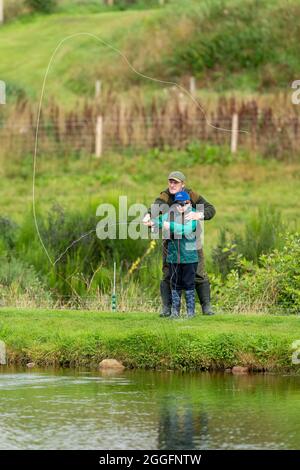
[143, 171, 216, 316]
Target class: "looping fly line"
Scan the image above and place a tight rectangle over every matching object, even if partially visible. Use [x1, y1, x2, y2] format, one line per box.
[33, 32, 248, 266]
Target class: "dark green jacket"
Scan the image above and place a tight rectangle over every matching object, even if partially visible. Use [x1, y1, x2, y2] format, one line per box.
[149, 187, 216, 220]
[155, 207, 199, 264]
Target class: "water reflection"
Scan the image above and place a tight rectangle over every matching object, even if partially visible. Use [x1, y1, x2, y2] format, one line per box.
[0, 367, 300, 450]
[159, 402, 209, 449]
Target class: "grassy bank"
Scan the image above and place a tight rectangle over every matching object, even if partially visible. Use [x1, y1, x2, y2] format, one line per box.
[1, 308, 300, 372]
[0, 153, 299, 311]
[1, 0, 300, 103]
[2, 156, 300, 244]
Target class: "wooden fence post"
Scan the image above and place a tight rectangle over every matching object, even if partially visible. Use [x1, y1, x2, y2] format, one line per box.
[231, 113, 239, 154]
[0, 340, 6, 365]
[0, 0, 4, 25]
[95, 80, 102, 99]
[189, 76, 196, 96]
[0, 80, 5, 105]
[95, 115, 103, 158]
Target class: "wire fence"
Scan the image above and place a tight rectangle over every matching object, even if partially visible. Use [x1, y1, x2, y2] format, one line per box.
[1, 96, 300, 159]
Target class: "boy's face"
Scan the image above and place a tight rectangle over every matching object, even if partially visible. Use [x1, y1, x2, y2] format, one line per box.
[176, 200, 191, 213]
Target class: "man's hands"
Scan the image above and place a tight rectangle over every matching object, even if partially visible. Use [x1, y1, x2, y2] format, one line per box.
[142, 213, 154, 227]
[184, 211, 204, 221]
[143, 211, 203, 228]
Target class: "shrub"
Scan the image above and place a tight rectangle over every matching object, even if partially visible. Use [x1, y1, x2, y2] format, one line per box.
[261, 233, 300, 313]
[15, 203, 152, 298]
[0, 216, 18, 251]
[0, 255, 51, 306]
[26, 0, 57, 14]
[213, 232, 300, 314]
[212, 206, 285, 278]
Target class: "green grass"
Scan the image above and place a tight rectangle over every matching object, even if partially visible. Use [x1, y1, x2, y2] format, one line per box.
[1, 0, 300, 103]
[1, 308, 300, 371]
[1, 153, 300, 255]
[1, 149, 299, 305]
[0, 8, 158, 103]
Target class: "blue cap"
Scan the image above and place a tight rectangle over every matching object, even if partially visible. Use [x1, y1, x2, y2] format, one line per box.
[174, 191, 190, 202]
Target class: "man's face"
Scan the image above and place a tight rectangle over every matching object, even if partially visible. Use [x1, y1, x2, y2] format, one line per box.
[168, 178, 184, 194]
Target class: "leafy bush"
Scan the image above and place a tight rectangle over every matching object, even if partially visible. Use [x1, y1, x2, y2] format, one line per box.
[0, 255, 51, 306]
[157, 0, 300, 91]
[213, 232, 300, 314]
[0, 216, 18, 251]
[167, 0, 276, 75]
[262, 233, 300, 313]
[212, 206, 285, 278]
[146, 142, 235, 167]
[26, 0, 57, 14]
[15, 203, 152, 298]
[116, 0, 161, 10]
[211, 229, 240, 280]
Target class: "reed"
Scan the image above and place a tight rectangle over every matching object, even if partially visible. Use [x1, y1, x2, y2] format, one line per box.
[1, 93, 300, 167]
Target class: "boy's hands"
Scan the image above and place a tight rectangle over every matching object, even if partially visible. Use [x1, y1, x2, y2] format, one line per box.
[163, 221, 170, 230]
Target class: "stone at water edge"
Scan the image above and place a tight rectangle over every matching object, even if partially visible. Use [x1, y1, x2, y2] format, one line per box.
[99, 359, 125, 371]
[26, 362, 36, 368]
[0, 341, 6, 365]
[232, 366, 249, 374]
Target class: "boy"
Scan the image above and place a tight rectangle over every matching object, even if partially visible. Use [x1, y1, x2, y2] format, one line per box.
[155, 191, 199, 318]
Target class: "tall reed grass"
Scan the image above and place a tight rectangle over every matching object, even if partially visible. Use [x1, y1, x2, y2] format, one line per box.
[1, 93, 299, 169]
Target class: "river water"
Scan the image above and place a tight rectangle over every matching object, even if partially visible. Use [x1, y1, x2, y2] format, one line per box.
[0, 368, 299, 450]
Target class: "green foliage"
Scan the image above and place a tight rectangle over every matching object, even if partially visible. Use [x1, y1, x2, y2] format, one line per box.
[14, 203, 152, 298]
[146, 141, 235, 166]
[57, 0, 160, 14]
[235, 206, 285, 264]
[0, 255, 51, 305]
[115, 0, 161, 10]
[0, 143, 298, 312]
[0, 309, 299, 371]
[0, 256, 39, 290]
[4, 81, 27, 100]
[2, 0, 300, 100]
[25, 0, 57, 13]
[0, 216, 18, 251]
[212, 206, 285, 278]
[185, 141, 234, 166]
[160, 0, 300, 90]
[172, 6, 274, 73]
[211, 229, 240, 279]
[261, 233, 300, 313]
[213, 233, 300, 314]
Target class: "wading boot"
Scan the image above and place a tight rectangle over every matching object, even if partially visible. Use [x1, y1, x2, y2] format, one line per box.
[185, 289, 196, 318]
[159, 280, 172, 317]
[196, 280, 215, 315]
[170, 289, 182, 318]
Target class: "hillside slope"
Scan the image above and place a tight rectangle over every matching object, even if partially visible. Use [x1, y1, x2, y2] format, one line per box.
[0, 0, 299, 104]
